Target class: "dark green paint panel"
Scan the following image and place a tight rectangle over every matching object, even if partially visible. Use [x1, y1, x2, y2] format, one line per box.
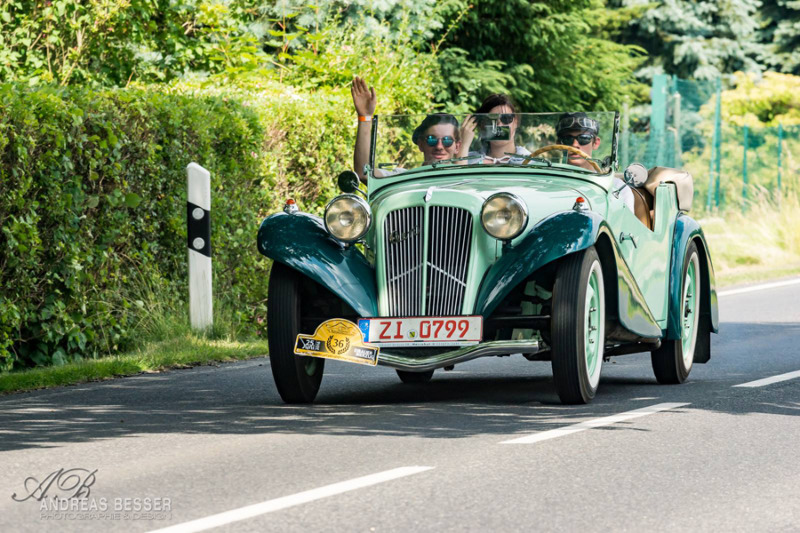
[257, 212, 378, 317]
[474, 211, 661, 339]
[667, 215, 720, 339]
[474, 211, 600, 317]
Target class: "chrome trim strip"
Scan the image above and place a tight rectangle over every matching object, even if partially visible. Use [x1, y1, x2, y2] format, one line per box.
[376, 340, 540, 372]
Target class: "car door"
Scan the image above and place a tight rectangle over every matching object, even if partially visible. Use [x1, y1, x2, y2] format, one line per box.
[606, 185, 675, 327]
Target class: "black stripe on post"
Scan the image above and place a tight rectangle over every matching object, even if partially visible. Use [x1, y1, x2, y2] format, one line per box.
[187, 201, 211, 257]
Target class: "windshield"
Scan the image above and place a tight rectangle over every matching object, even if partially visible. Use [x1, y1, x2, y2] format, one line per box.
[371, 112, 618, 178]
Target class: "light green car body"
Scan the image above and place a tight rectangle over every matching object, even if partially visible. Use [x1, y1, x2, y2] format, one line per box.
[370, 165, 672, 329]
[258, 158, 719, 371]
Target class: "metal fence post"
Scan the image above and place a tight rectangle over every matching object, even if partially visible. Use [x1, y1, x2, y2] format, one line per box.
[646, 74, 668, 168]
[713, 79, 723, 207]
[621, 98, 630, 169]
[742, 125, 749, 207]
[777, 123, 783, 197]
[673, 92, 682, 168]
[187, 162, 213, 330]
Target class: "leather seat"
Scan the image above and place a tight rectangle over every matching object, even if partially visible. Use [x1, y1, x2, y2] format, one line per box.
[617, 172, 654, 230]
[631, 187, 654, 230]
[615, 167, 693, 231]
[644, 167, 694, 212]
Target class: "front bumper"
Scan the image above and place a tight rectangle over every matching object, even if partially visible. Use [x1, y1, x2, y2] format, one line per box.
[376, 339, 540, 372]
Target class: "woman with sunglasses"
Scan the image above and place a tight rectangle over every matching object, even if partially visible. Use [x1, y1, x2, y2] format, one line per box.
[457, 94, 531, 164]
[351, 76, 461, 181]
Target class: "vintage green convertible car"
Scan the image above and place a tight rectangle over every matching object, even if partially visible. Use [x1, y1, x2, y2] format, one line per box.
[257, 112, 719, 404]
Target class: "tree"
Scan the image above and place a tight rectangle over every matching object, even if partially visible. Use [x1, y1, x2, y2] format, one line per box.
[760, 0, 800, 75]
[0, 0, 266, 86]
[430, 0, 646, 112]
[609, 0, 764, 80]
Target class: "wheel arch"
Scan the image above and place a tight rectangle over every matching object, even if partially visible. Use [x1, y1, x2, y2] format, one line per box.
[258, 211, 378, 317]
[666, 215, 719, 342]
[475, 211, 661, 339]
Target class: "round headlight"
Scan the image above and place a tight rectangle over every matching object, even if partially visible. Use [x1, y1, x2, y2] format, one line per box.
[324, 194, 371, 243]
[481, 193, 528, 241]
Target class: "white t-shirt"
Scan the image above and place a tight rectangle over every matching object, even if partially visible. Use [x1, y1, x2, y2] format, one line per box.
[468, 145, 532, 165]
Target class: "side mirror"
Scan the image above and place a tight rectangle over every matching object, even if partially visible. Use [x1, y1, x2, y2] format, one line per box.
[623, 163, 648, 188]
[337, 171, 362, 194]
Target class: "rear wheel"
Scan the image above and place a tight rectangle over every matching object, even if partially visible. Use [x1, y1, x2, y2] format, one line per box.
[267, 262, 324, 403]
[551, 247, 605, 404]
[396, 369, 434, 384]
[652, 241, 700, 384]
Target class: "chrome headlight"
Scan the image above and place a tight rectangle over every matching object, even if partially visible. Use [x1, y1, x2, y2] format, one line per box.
[481, 193, 528, 241]
[324, 194, 371, 243]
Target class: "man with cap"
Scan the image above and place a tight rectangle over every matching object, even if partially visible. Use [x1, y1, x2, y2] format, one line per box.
[557, 112, 634, 211]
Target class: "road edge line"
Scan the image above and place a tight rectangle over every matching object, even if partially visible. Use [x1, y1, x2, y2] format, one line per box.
[501, 402, 690, 444]
[733, 369, 800, 388]
[717, 278, 800, 297]
[146, 466, 434, 533]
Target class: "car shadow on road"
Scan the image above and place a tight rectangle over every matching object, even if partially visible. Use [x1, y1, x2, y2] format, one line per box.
[0, 322, 798, 452]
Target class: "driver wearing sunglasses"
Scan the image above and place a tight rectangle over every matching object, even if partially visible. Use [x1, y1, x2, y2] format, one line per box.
[557, 112, 634, 211]
[351, 76, 461, 181]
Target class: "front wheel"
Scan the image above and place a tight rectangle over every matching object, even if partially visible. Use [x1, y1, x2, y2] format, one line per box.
[651, 241, 700, 384]
[551, 247, 606, 404]
[267, 262, 325, 403]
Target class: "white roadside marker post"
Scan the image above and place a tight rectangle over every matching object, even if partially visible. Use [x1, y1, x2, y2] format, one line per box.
[187, 163, 213, 330]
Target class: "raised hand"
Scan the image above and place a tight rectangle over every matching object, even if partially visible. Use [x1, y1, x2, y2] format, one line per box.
[457, 115, 479, 158]
[460, 114, 478, 149]
[351, 76, 377, 117]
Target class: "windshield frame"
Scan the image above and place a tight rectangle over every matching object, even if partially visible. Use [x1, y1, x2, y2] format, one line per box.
[367, 111, 621, 178]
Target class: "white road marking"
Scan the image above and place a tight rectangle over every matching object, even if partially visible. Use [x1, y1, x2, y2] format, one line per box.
[147, 466, 433, 533]
[501, 402, 690, 444]
[733, 369, 800, 388]
[718, 278, 800, 297]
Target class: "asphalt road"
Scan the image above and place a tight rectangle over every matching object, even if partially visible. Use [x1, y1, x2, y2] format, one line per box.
[2, 279, 800, 532]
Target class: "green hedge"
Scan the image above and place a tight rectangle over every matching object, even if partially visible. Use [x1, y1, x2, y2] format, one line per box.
[0, 84, 271, 369]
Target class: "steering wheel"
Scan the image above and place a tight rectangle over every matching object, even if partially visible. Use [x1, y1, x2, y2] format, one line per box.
[526, 144, 602, 173]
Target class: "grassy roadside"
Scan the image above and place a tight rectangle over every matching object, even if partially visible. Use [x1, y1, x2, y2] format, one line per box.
[700, 193, 800, 287]
[0, 335, 270, 395]
[3, 193, 799, 396]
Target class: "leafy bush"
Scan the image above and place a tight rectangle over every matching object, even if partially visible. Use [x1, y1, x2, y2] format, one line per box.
[678, 72, 800, 208]
[0, 84, 270, 369]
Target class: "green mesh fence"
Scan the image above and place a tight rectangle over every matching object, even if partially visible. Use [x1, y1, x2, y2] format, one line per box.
[619, 74, 799, 212]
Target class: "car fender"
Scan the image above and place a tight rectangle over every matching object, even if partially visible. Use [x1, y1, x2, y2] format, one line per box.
[257, 212, 378, 317]
[666, 214, 719, 342]
[474, 210, 662, 338]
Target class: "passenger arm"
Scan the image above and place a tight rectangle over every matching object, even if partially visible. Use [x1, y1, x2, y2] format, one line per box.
[351, 77, 377, 184]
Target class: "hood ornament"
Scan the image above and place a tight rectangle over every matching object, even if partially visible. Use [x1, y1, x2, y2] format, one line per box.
[424, 186, 435, 203]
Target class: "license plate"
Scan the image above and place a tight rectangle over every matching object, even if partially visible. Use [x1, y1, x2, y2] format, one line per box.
[357, 316, 482, 347]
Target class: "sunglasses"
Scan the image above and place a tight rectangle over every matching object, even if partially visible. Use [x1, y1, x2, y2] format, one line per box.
[558, 133, 595, 146]
[425, 135, 455, 148]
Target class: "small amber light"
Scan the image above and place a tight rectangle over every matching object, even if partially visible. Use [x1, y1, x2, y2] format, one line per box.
[285, 199, 296, 205]
[575, 197, 585, 203]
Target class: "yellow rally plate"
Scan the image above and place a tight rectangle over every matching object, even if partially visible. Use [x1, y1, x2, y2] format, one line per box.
[295, 319, 380, 366]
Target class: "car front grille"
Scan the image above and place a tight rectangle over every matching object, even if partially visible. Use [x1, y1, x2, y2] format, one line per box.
[383, 206, 472, 316]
